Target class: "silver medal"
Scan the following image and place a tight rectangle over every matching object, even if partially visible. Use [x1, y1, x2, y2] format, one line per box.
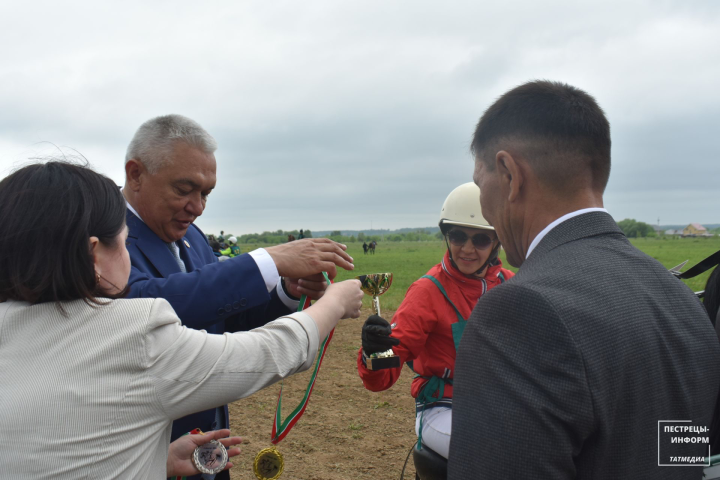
[192, 439, 228, 474]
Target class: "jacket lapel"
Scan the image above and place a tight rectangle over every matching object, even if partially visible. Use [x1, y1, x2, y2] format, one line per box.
[126, 210, 181, 278]
[176, 238, 197, 272]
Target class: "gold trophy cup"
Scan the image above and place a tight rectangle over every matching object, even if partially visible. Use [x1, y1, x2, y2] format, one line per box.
[357, 273, 400, 370]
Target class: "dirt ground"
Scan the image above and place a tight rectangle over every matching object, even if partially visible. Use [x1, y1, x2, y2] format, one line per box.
[228, 307, 419, 480]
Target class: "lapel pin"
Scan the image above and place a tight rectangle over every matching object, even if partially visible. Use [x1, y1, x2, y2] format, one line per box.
[184, 240, 190, 248]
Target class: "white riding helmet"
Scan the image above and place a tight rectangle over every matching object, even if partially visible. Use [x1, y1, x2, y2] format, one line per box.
[228, 236, 237, 245]
[439, 182, 493, 233]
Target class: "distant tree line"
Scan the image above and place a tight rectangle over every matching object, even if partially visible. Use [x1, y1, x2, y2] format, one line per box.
[327, 229, 443, 244]
[216, 229, 314, 244]
[222, 221, 717, 244]
[617, 219, 657, 238]
[219, 229, 445, 244]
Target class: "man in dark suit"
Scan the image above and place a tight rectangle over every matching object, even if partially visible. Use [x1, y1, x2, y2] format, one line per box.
[122, 114, 354, 479]
[448, 81, 720, 479]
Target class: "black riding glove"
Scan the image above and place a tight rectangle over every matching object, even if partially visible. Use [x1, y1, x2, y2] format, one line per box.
[362, 315, 400, 355]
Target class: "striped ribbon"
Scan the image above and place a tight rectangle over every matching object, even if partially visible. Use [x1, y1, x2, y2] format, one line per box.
[271, 272, 333, 444]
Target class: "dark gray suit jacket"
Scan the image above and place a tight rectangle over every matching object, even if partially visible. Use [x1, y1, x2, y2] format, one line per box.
[448, 212, 720, 479]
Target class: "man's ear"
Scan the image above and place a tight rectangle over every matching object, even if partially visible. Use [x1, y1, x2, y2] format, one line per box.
[495, 150, 523, 202]
[124, 159, 145, 192]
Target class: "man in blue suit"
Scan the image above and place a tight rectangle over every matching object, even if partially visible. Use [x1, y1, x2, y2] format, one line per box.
[122, 114, 354, 479]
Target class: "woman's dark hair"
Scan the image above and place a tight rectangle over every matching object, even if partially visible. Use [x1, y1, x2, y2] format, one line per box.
[0, 161, 128, 304]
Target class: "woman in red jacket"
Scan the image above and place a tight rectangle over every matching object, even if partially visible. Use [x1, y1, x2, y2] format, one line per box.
[357, 182, 514, 459]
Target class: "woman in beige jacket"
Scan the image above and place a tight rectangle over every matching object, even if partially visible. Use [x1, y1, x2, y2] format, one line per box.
[0, 162, 363, 479]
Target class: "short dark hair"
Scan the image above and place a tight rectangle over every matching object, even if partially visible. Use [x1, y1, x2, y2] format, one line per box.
[471, 80, 611, 193]
[0, 161, 128, 304]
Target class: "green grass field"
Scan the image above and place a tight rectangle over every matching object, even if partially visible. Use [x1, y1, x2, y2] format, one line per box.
[627, 237, 719, 293]
[240, 236, 719, 311]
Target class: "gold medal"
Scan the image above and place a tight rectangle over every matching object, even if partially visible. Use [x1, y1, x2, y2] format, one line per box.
[253, 446, 284, 479]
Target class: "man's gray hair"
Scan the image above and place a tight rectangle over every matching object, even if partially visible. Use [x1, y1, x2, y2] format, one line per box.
[125, 114, 217, 174]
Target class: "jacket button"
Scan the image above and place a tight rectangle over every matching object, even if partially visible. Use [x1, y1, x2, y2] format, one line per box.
[232, 301, 240, 310]
[240, 298, 247, 307]
[217, 308, 224, 316]
[225, 304, 232, 312]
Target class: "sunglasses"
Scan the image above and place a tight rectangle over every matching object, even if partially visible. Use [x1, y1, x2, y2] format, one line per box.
[446, 229, 495, 249]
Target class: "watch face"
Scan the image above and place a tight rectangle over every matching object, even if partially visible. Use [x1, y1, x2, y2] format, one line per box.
[192, 440, 228, 474]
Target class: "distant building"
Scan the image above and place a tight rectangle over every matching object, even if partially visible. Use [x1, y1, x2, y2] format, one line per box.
[665, 229, 682, 236]
[683, 223, 708, 236]
[652, 225, 664, 234]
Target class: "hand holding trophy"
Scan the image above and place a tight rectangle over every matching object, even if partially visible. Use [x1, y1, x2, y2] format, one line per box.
[357, 273, 401, 370]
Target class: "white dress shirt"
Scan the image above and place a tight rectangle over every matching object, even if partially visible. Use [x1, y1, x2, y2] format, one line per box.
[526, 208, 609, 259]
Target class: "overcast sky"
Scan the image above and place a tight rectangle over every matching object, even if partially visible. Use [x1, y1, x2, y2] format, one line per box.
[0, 1, 718, 235]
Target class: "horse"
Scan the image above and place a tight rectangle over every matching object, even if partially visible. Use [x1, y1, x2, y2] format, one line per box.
[368, 240, 376, 254]
[287, 234, 296, 242]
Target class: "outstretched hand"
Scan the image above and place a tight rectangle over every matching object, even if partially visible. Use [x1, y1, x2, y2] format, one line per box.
[266, 238, 354, 280]
[300, 279, 364, 346]
[362, 315, 400, 355]
[284, 273, 329, 300]
[166, 429, 243, 477]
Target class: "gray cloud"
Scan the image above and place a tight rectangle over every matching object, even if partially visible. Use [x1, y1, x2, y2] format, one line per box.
[0, 0, 718, 233]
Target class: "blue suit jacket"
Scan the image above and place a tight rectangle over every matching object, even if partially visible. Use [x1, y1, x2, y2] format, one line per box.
[125, 210, 293, 442]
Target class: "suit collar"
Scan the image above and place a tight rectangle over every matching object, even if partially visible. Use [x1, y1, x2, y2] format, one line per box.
[526, 208, 608, 258]
[527, 211, 623, 261]
[126, 209, 187, 277]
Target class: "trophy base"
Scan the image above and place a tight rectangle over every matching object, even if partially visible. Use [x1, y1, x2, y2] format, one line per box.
[367, 355, 401, 370]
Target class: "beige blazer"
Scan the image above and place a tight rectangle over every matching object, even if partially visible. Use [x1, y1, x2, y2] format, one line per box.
[0, 297, 319, 479]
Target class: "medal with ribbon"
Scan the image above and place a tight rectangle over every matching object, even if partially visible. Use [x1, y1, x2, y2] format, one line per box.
[175, 428, 229, 480]
[253, 272, 333, 480]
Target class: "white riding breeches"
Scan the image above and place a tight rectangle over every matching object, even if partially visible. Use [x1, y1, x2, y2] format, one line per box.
[415, 405, 452, 459]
